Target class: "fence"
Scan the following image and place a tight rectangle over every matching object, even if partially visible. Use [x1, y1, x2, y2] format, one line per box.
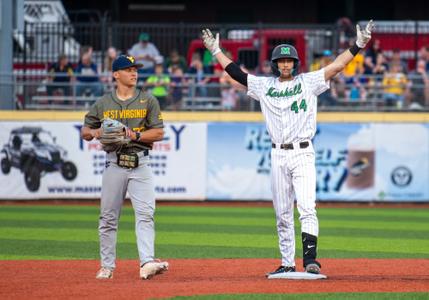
[1, 71, 428, 112]
[13, 22, 337, 70]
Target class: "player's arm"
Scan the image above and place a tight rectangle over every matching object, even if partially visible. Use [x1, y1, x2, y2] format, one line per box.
[81, 101, 102, 141]
[130, 128, 164, 143]
[324, 20, 374, 81]
[202, 29, 248, 87]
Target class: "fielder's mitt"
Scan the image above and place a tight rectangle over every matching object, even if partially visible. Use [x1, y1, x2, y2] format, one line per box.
[99, 118, 130, 152]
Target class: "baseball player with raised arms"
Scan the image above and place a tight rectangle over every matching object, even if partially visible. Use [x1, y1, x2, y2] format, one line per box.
[81, 55, 168, 280]
[202, 20, 374, 276]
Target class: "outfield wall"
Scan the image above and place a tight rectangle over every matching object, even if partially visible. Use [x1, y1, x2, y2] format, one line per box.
[1, 111, 428, 202]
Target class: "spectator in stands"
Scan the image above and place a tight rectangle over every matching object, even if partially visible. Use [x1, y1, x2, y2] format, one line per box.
[47, 54, 74, 97]
[343, 40, 365, 82]
[75, 49, 104, 97]
[317, 50, 338, 107]
[418, 45, 429, 72]
[382, 63, 409, 108]
[364, 39, 382, 75]
[407, 59, 429, 109]
[169, 66, 186, 110]
[128, 32, 161, 75]
[259, 60, 272, 77]
[390, 48, 408, 74]
[145, 63, 171, 110]
[187, 53, 210, 97]
[103, 46, 118, 84]
[164, 49, 187, 74]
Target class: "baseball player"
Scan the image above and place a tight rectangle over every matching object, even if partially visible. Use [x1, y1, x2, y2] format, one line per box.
[202, 20, 374, 275]
[81, 55, 169, 280]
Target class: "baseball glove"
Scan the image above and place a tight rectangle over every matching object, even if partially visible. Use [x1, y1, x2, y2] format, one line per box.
[99, 118, 130, 152]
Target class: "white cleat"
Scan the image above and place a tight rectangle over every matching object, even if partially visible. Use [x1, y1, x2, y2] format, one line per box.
[96, 267, 113, 279]
[139, 260, 169, 280]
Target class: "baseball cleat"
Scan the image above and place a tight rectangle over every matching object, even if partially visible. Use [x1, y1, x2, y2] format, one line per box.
[266, 265, 296, 277]
[140, 260, 169, 280]
[305, 262, 321, 274]
[96, 267, 113, 279]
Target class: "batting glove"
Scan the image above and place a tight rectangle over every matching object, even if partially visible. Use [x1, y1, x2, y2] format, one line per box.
[356, 20, 375, 48]
[202, 29, 221, 55]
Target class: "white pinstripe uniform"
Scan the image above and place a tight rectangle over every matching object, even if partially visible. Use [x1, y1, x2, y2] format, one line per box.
[247, 68, 329, 267]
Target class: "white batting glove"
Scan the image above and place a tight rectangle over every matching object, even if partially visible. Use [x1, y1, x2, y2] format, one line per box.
[202, 29, 221, 56]
[356, 20, 375, 48]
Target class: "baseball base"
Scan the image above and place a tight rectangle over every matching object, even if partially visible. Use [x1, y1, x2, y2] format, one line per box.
[267, 271, 327, 280]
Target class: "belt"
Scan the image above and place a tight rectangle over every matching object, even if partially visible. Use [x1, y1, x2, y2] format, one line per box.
[272, 141, 309, 150]
[119, 149, 149, 156]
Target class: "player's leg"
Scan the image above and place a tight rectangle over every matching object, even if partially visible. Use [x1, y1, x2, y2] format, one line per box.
[99, 154, 128, 271]
[290, 148, 321, 273]
[269, 149, 296, 272]
[127, 155, 156, 266]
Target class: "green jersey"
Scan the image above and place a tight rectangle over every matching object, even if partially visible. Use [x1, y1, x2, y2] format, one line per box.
[84, 89, 164, 151]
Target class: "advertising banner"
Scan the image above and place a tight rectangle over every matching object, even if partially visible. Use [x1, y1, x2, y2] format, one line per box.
[0, 122, 207, 200]
[207, 122, 429, 202]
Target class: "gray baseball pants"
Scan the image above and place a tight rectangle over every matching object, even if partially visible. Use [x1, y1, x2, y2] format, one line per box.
[99, 151, 155, 269]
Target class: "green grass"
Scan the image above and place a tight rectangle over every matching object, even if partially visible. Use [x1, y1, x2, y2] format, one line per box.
[167, 293, 429, 300]
[0, 204, 428, 260]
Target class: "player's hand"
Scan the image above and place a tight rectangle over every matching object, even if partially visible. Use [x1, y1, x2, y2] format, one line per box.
[356, 20, 374, 48]
[91, 128, 102, 139]
[202, 29, 221, 55]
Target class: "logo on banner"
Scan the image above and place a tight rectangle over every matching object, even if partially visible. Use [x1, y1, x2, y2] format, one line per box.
[391, 166, 412, 187]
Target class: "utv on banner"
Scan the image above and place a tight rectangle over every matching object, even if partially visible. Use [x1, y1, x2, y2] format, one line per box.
[1, 127, 77, 192]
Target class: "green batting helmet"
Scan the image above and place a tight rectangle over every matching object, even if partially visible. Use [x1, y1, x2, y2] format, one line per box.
[270, 44, 300, 76]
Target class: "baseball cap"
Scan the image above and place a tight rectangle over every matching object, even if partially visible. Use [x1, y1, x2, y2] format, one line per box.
[139, 32, 150, 42]
[112, 55, 143, 71]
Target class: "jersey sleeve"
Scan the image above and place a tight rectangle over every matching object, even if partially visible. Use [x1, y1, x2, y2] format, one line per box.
[246, 74, 265, 101]
[146, 95, 164, 129]
[303, 68, 330, 96]
[83, 101, 102, 129]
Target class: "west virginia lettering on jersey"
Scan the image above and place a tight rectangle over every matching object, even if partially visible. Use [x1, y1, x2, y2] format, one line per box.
[103, 109, 147, 119]
[266, 83, 302, 98]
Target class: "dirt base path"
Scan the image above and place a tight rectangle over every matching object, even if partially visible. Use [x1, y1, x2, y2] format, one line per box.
[1, 258, 429, 299]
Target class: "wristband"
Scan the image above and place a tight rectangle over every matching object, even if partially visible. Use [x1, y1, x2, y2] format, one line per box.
[134, 131, 141, 142]
[212, 48, 221, 56]
[349, 44, 362, 56]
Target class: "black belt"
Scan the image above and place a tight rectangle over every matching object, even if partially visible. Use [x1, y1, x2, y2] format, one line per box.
[272, 141, 309, 150]
[119, 149, 149, 156]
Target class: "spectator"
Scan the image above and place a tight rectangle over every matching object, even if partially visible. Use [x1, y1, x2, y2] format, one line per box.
[75, 49, 104, 97]
[128, 32, 161, 75]
[382, 63, 409, 108]
[169, 66, 186, 110]
[343, 40, 365, 82]
[46, 54, 74, 97]
[103, 46, 118, 83]
[164, 49, 187, 73]
[407, 59, 429, 109]
[390, 48, 408, 74]
[259, 60, 272, 76]
[187, 53, 210, 97]
[418, 45, 429, 72]
[145, 63, 171, 110]
[364, 39, 382, 75]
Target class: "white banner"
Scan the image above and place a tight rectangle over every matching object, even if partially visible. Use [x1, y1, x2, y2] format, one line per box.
[0, 121, 207, 200]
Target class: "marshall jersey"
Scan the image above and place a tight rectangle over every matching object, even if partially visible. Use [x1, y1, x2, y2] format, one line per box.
[247, 68, 330, 144]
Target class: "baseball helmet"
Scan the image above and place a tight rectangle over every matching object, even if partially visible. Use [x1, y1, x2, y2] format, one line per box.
[270, 44, 300, 76]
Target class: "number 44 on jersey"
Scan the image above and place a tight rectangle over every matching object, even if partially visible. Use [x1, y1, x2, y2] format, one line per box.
[291, 99, 307, 113]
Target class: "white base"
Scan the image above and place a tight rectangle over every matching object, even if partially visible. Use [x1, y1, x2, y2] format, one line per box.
[267, 271, 327, 280]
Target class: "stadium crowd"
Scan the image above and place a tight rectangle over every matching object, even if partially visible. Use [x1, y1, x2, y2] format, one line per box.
[43, 32, 429, 111]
